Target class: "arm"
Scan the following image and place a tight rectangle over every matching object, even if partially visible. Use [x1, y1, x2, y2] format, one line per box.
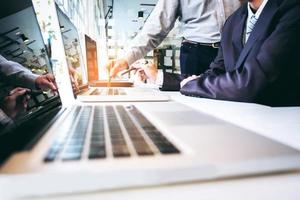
[0, 55, 57, 91]
[125, 0, 180, 66]
[0, 55, 37, 89]
[180, 5, 300, 102]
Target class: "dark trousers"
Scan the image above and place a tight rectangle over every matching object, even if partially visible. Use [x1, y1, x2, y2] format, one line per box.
[180, 42, 218, 75]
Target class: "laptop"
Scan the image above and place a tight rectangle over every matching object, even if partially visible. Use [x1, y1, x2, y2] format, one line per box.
[56, 5, 169, 102]
[1, 1, 300, 198]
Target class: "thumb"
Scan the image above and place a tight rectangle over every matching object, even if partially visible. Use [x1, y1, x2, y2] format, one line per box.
[11, 89, 28, 99]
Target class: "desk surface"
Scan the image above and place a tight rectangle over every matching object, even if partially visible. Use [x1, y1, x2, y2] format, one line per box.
[167, 92, 300, 150]
[2, 91, 300, 200]
[28, 173, 300, 200]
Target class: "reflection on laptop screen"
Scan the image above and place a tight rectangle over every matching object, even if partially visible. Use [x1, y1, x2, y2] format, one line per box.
[85, 34, 99, 82]
[0, 0, 61, 160]
[56, 4, 87, 96]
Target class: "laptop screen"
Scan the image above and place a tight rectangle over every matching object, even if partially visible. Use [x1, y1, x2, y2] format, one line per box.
[0, 0, 62, 160]
[55, 5, 88, 96]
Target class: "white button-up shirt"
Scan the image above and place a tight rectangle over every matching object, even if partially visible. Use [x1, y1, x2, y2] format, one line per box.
[244, 0, 269, 43]
[125, 0, 242, 66]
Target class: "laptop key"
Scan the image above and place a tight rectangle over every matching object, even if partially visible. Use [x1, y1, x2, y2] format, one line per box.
[61, 152, 82, 161]
[106, 106, 130, 158]
[89, 106, 106, 159]
[89, 147, 106, 159]
[108, 88, 113, 95]
[116, 106, 154, 156]
[127, 106, 180, 155]
[43, 106, 82, 162]
[61, 106, 92, 161]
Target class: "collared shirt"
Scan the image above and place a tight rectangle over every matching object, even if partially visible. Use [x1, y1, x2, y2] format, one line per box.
[125, 0, 241, 66]
[244, 0, 269, 43]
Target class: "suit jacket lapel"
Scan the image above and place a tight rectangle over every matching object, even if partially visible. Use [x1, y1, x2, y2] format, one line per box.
[232, 8, 247, 53]
[234, 0, 279, 69]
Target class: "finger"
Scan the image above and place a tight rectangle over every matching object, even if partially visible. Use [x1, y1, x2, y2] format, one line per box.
[39, 77, 57, 91]
[45, 81, 57, 91]
[46, 74, 55, 81]
[9, 87, 30, 95]
[11, 89, 28, 98]
[106, 60, 114, 70]
[46, 74, 58, 90]
[9, 87, 29, 95]
[137, 68, 145, 74]
[134, 68, 143, 75]
[110, 64, 120, 78]
[110, 61, 128, 78]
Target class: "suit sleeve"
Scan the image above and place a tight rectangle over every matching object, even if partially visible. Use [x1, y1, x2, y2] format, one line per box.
[0, 55, 38, 89]
[160, 47, 226, 91]
[180, 5, 300, 102]
[160, 72, 190, 91]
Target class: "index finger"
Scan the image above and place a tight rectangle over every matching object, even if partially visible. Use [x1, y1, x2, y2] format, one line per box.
[9, 87, 30, 95]
[106, 60, 115, 70]
[12, 89, 28, 98]
[45, 74, 58, 91]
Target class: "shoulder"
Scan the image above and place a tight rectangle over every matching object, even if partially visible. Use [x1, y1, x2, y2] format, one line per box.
[225, 3, 247, 24]
[277, 0, 300, 13]
[276, 0, 300, 24]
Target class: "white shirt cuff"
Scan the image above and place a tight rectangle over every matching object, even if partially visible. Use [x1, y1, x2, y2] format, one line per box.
[155, 70, 164, 87]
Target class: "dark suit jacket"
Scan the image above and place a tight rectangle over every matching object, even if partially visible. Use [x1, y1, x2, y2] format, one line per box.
[163, 0, 300, 106]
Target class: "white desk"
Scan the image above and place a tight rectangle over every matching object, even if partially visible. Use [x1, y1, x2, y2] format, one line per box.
[2, 92, 300, 200]
[26, 173, 300, 200]
[167, 92, 300, 150]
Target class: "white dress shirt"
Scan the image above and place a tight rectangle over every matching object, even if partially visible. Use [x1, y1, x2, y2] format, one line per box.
[125, 0, 241, 66]
[244, 0, 269, 43]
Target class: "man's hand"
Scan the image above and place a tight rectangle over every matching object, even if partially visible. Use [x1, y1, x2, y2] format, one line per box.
[106, 59, 129, 78]
[133, 60, 158, 82]
[0, 87, 30, 119]
[35, 74, 58, 91]
[68, 66, 80, 92]
[180, 75, 200, 88]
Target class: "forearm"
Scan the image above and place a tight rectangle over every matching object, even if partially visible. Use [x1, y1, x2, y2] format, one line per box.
[180, 62, 267, 102]
[125, 0, 179, 66]
[0, 59, 38, 89]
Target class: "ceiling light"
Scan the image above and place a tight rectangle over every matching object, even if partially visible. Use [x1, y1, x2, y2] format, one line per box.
[20, 34, 29, 43]
[138, 11, 144, 19]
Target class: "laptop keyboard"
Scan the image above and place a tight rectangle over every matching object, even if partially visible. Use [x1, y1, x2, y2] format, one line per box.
[44, 105, 179, 162]
[90, 88, 126, 96]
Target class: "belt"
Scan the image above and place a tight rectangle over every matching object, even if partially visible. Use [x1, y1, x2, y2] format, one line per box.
[182, 39, 220, 48]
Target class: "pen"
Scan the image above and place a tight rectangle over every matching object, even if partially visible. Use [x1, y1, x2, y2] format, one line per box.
[120, 68, 136, 76]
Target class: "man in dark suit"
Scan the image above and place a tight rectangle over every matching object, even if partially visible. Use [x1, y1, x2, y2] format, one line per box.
[179, 0, 300, 106]
[138, 0, 300, 106]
